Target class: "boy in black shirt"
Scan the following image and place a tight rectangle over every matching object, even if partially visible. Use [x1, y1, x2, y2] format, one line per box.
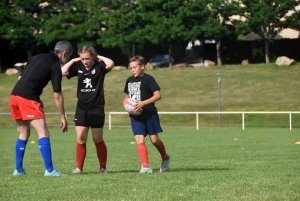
[123, 55, 170, 173]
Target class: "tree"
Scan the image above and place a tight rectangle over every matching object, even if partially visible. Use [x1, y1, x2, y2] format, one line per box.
[99, 0, 206, 67]
[95, 0, 144, 59]
[285, 2, 300, 34]
[0, 0, 50, 59]
[42, 0, 102, 49]
[136, 0, 189, 67]
[0, 0, 103, 60]
[198, 0, 240, 67]
[0, 0, 10, 72]
[236, 0, 300, 63]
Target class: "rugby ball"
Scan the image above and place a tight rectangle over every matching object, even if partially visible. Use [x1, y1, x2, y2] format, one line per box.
[122, 98, 143, 116]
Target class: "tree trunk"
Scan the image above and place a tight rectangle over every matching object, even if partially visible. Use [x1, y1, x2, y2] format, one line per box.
[132, 43, 136, 57]
[264, 40, 270, 64]
[215, 37, 222, 67]
[118, 44, 132, 67]
[26, 44, 36, 60]
[27, 49, 32, 60]
[168, 44, 173, 69]
[70, 40, 78, 57]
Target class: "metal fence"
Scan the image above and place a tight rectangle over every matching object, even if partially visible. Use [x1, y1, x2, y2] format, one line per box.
[1, 111, 300, 130]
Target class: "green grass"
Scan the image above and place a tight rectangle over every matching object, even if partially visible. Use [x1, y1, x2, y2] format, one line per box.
[0, 127, 299, 200]
[2, 63, 300, 128]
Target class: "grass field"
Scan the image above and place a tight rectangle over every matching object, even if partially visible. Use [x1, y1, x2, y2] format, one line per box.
[0, 127, 299, 201]
[2, 63, 300, 128]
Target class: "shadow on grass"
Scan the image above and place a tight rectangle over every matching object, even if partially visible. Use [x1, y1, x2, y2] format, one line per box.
[80, 167, 231, 174]
[160, 167, 231, 172]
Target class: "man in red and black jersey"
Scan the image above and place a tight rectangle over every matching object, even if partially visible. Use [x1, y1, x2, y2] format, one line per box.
[62, 45, 114, 174]
[10, 40, 73, 176]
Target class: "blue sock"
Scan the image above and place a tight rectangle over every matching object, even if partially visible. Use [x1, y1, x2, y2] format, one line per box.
[15, 139, 28, 171]
[39, 137, 53, 172]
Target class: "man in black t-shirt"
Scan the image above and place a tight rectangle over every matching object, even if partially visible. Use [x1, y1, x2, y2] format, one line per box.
[61, 45, 114, 174]
[10, 41, 73, 176]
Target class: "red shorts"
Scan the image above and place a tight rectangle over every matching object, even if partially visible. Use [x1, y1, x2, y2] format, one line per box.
[10, 95, 45, 120]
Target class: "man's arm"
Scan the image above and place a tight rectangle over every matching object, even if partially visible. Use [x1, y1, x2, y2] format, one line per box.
[53, 91, 68, 132]
[61, 58, 81, 76]
[97, 55, 114, 71]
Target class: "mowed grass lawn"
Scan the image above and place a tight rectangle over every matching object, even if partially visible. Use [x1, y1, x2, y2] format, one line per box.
[0, 127, 299, 201]
[2, 63, 300, 128]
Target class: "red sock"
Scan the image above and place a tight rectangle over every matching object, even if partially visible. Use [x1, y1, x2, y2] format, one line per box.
[137, 143, 149, 168]
[154, 140, 169, 160]
[95, 141, 107, 169]
[76, 143, 86, 170]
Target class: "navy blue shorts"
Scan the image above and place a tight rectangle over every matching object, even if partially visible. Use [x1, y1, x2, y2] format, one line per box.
[130, 113, 163, 136]
[74, 106, 105, 128]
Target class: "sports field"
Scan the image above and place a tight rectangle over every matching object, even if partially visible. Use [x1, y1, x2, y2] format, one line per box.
[2, 64, 300, 128]
[0, 127, 299, 200]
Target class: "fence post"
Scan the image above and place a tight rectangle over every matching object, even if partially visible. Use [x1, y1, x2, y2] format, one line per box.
[196, 113, 199, 130]
[109, 113, 111, 130]
[289, 112, 292, 130]
[242, 112, 245, 130]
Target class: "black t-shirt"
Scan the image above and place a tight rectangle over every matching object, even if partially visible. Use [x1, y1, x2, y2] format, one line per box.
[124, 73, 160, 113]
[11, 52, 62, 101]
[67, 61, 108, 110]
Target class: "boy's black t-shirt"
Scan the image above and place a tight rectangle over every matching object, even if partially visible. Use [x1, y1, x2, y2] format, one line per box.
[67, 61, 108, 110]
[124, 73, 160, 113]
[11, 52, 62, 102]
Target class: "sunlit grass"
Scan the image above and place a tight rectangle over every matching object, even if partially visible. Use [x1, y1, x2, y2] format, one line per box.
[1, 63, 300, 128]
[0, 127, 299, 200]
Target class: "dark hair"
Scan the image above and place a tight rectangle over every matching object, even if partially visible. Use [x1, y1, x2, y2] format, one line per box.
[129, 55, 145, 66]
[54, 41, 73, 54]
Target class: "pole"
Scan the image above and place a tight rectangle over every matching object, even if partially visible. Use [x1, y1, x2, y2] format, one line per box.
[132, 43, 136, 56]
[216, 73, 222, 126]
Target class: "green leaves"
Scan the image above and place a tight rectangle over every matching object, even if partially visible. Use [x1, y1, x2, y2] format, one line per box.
[237, 0, 300, 63]
[1, 0, 299, 64]
[239, 0, 298, 40]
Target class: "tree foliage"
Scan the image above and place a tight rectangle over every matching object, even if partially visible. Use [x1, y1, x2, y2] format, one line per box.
[236, 0, 300, 63]
[97, 0, 189, 63]
[0, 0, 299, 66]
[95, 0, 142, 57]
[0, 0, 48, 58]
[199, 0, 241, 66]
[97, 0, 237, 66]
[42, 0, 103, 49]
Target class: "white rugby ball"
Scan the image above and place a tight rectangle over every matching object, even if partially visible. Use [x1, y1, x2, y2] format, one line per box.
[122, 98, 143, 116]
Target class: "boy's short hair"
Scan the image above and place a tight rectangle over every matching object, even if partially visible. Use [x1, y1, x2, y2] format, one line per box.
[129, 55, 145, 66]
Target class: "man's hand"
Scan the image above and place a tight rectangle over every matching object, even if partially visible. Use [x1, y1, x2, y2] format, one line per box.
[54, 92, 67, 132]
[60, 117, 68, 133]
